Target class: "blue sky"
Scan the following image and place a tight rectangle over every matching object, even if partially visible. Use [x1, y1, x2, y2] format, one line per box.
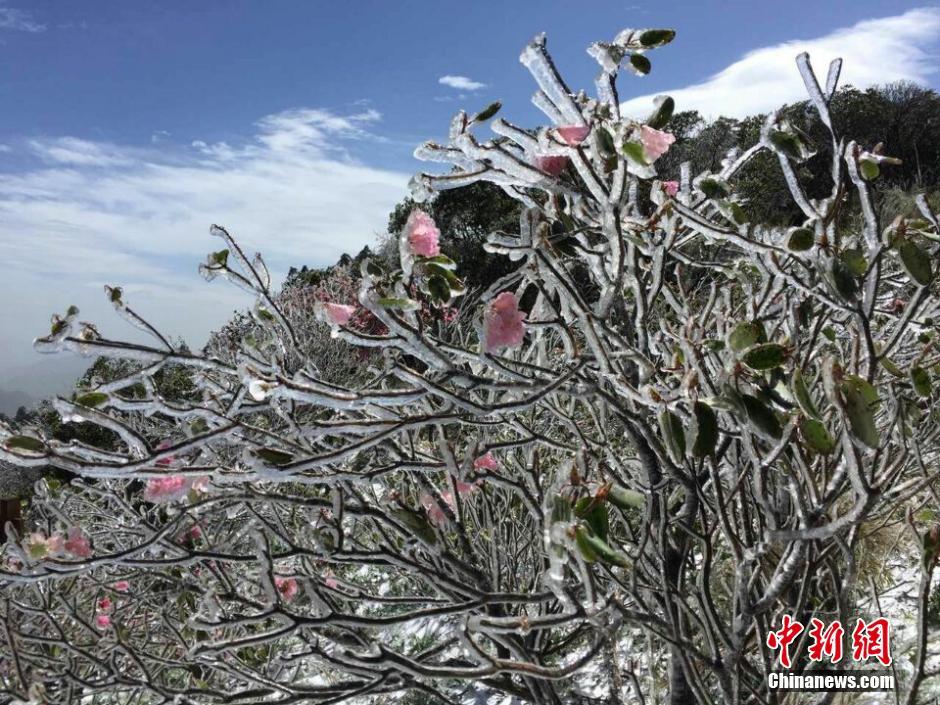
[1, 1, 939, 387]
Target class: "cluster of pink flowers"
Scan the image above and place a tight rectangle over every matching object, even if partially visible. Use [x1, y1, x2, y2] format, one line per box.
[95, 595, 113, 630]
[662, 180, 679, 197]
[473, 452, 499, 471]
[484, 292, 526, 353]
[420, 477, 483, 527]
[143, 475, 209, 504]
[274, 576, 299, 602]
[404, 209, 441, 257]
[24, 527, 92, 560]
[320, 302, 357, 326]
[639, 125, 675, 163]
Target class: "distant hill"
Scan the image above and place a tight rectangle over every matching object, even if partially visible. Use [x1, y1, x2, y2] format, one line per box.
[0, 355, 96, 413]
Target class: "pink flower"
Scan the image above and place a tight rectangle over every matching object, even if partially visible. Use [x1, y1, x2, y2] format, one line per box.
[64, 527, 92, 559]
[456, 480, 482, 496]
[154, 439, 176, 467]
[555, 126, 591, 146]
[97, 597, 112, 612]
[274, 576, 299, 602]
[404, 210, 441, 257]
[473, 452, 499, 470]
[534, 155, 569, 177]
[639, 126, 675, 162]
[324, 574, 339, 589]
[24, 532, 64, 559]
[143, 476, 190, 503]
[112, 580, 130, 592]
[420, 493, 448, 527]
[662, 180, 679, 197]
[321, 302, 356, 326]
[95, 614, 111, 629]
[483, 292, 526, 353]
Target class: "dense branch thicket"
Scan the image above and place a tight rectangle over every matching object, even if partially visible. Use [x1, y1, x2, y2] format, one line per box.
[3, 27, 940, 705]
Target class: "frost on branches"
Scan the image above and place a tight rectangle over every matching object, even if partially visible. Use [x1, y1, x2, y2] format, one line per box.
[4, 27, 940, 705]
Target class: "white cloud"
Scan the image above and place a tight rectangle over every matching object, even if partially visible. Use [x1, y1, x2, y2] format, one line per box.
[0, 107, 408, 373]
[621, 8, 940, 119]
[0, 5, 44, 32]
[439, 75, 487, 91]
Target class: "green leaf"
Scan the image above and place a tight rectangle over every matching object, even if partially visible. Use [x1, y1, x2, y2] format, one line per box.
[742, 394, 782, 441]
[791, 369, 821, 419]
[698, 177, 731, 200]
[769, 130, 810, 162]
[840, 379, 880, 448]
[912, 366, 932, 398]
[392, 507, 438, 546]
[799, 417, 835, 454]
[787, 227, 815, 252]
[472, 101, 502, 122]
[377, 297, 420, 311]
[628, 53, 651, 75]
[74, 392, 108, 408]
[658, 409, 686, 464]
[597, 127, 616, 156]
[728, 322, 763, 352]
[254, 448, 294, 466]
[621, 140, 647, 165]
[899, 240, 933, 286]
[608, 486, 645, 510]
[575, 525, 631, 568]
[646, 95, 674, 130]
[574, 497, 609, 541]
[690, 401, 719, 457]
[741, 343, 787, 371]
[638, 29, 676, 48]
[859, 158, 880, 181]
[427, 275, 451, 304]
[210, 249, 229, 267]
[840, 248, 867, 277]
[830, 259, 859, 301]
[424, 254, 457, 270]
[574, 525, 599, 562]
[4, 436, 46, 453]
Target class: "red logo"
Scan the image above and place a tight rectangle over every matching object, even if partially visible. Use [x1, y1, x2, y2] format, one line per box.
[766, 617, 891, 667]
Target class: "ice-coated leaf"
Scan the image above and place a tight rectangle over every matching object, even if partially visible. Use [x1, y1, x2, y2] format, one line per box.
[741, 343, 787, 371]
[4, 436, 47, 454]
[628, 53, 651, 75]
[742, 394, 782, 441]
[839, 379, 880, 448]
[608, 486, 645, 510]
[75, 392, 109, 408]
[911, 366, 932, 398]
[787, 227, 815, 252]
[428, 275, 451, 304]
[899, 240, 933, 286]
[574, 496, 609, 540]
[472, 101, 502, 123]
[799, 417, 835, 454]
[377, 297, 421, 311]
[690, 401, 718, 457]
[646, 95, 674, 130]
[658, 409, 686, 464]
[254, 448, 294, 466]
[728, 322, 763, 352]
[638, 29, 676, 48]
[791, 368, 821, 419]
[829, 258, 859, 301]
[575, 525, 630, 567]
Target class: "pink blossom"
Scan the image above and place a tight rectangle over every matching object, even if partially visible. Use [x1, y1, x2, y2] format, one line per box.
[473, 452, 499, 470]
[154, 439, 176, 467]
[274, 576, 299, 601]
[95, 614, 111, 629]
[484, 292, 526, 353]
[324, 574, 339, 589]
[322, 302, 356, 326]
[404, 210, 441, 257]
[556, 125, 591, 146]
[24, 532, 64, 559]
[441, 490, 456, 510]
[420, 493, 448, 527]
[639, 126, 675, 162]
[534, 155, 569, 177]
[143, 476, 190, 503]
[662, 180, 679, 197]
[97, 597, 112, 612]
[64, 527, 92, 559]
[112, 580, 130, 592]
[456, 479, 482, 496]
